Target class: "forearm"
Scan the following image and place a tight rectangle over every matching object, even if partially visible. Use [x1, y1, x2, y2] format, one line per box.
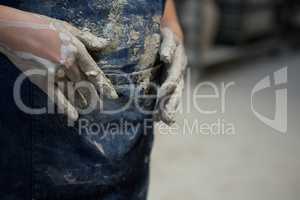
[0, 5, 48, 24]
[0, 5, 61, 63]
[162, 0, 183, 41]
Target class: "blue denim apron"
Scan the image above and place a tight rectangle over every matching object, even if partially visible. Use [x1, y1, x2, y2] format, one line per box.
[0, 1, 164, 199]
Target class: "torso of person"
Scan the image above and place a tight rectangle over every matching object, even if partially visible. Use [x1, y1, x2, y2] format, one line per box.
[0, 0, 165, 198]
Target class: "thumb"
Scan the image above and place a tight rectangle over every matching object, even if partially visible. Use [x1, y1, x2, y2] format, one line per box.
[47, 17, 109, 51]
[63, 22, 109, 51]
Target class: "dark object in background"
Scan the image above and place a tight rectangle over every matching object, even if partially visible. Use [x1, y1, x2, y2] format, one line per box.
[216, 0, 276, 45]
[174, 0, 300, 68]
[175, 0, 202, 66]
[274, 0, 300, 49]
[276, 0, 300, 34]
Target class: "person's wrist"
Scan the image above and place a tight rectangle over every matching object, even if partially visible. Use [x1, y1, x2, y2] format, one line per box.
[161, 19, 184, 42]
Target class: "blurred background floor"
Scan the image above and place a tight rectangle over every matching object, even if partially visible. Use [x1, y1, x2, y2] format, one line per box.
[148, 52, 300, 200]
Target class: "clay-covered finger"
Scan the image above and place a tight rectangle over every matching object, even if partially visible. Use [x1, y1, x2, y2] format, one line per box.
[157, 45, 187, 102]
[62, 22, 109, 51]
[57, 65, 104, 109]
[73, 81, 103, 112]
[157, 81, 177, 103]
[56, 77, 103, 112]
[54, 86, 79, 121]
[162, 78, 184, 124]
[154, 98, 176, 125]
[74, 39, 118, 99]
[56, 67, 88, 107]
[64, 64, 91, 107]
[160, 108, 176, 125]
[64, 64, 82, 82]
[76, 31, 109, 51]
[156, 78, 184, 125]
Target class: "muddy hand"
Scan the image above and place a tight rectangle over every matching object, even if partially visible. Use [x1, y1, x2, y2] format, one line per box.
[154, 27, 188, 125]
[0, 6, 118, 121]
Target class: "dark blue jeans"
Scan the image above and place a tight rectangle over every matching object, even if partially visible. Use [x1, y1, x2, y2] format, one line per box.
[0, 53, 158, 200]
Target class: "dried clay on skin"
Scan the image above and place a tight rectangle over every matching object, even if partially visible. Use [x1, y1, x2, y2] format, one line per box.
[155, 27, 188, 125]
[0, 17, 119, 120]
